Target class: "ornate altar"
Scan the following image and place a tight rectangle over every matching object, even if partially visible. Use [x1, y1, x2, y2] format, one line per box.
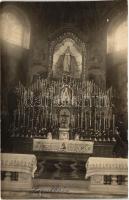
[8, 44, 117, 179]
[11, 75, 115, 142]
[9, 32, 116, 145]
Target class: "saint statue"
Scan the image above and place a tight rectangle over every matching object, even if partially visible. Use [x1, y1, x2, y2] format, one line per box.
[53, 45, 81, 78]
[63, 46, 71, 72]
[61, 87, 70, 104]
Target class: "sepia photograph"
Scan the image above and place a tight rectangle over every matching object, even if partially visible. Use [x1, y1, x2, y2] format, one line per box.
[1, 0, 128, 199]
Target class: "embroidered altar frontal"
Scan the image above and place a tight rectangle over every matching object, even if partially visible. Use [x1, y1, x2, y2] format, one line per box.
[33, 139, 94, 154]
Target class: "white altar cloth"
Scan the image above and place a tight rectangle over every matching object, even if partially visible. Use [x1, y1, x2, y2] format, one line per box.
[86, 157, 128, 179]
[33, 139, 94, 154]
[1, 153, 37, 177]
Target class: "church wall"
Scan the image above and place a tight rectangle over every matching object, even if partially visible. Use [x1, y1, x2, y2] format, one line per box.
[107, 52, 127, 130]
[106, 4, 127, 128]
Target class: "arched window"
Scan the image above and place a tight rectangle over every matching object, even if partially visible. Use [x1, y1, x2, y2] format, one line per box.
[1, 7, 30, 49]
[114, 21, 127, 52]
[107, 20, 127, 53]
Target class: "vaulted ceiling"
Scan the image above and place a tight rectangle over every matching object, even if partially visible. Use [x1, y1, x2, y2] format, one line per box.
[2, 0, 127, 32]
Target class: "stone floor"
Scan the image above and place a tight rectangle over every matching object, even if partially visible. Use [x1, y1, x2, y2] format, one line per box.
[2, 179, 128, 199]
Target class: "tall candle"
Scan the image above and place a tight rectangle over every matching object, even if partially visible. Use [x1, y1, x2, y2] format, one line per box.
[90, 110, 91, 127]
[43, 109, 44, 127]
[85, 111, 87, 130]
[32, 107, 34, 129]
[78, 113, 79, 128]
[18, 108, 20, 127]
[45, 110, 47, 128]
[90, 97, 92, 107]
[27, 109, 30, 128]
[99, 111, 101, 130]
[113, 114, 115, 134]
[94, 109, 96, 131]
[81, 103, 83, 128]
[108, 117, 111, 129]
[23, 108, 26, 126]
[13, 111, 16, 129]
[104, 116, 105, 131]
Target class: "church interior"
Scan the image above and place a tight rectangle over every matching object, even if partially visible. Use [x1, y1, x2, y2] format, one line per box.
[1, 0, 128, 199]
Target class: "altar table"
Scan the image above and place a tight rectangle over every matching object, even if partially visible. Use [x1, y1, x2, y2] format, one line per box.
[33, 139, 94, 154]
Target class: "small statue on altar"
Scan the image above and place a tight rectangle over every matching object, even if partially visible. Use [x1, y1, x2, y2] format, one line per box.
[80, 129, 85, 140]
[40, 128, 47, 138]
[74, 132, 79, 141]
[47, 131, 52, 140]
[60, 142, 66, 150]
[61, 87, 71, 105]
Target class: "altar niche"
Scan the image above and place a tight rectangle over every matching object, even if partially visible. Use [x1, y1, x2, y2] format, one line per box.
[49, 32, 86, 80]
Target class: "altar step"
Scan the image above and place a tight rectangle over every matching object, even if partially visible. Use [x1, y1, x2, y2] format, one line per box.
[33, 179, 127, 198]
[2, 179, 127, 199]
[34, 178, 89, 193]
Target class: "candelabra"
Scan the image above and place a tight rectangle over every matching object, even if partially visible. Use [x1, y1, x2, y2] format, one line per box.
[10, 78, 115, 141]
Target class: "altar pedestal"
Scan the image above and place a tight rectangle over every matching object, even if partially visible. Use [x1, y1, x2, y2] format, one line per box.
[59, 128, 69, 140]
[85, 157, 128, 195]
[1, 153, 37, 191]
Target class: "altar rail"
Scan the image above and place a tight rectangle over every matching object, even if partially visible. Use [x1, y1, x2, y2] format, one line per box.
[1, 153, 37, 191]
[85, 157, 128, 195]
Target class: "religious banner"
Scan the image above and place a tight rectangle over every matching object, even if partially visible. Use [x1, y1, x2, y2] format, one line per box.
[33, 139, 94, 154]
